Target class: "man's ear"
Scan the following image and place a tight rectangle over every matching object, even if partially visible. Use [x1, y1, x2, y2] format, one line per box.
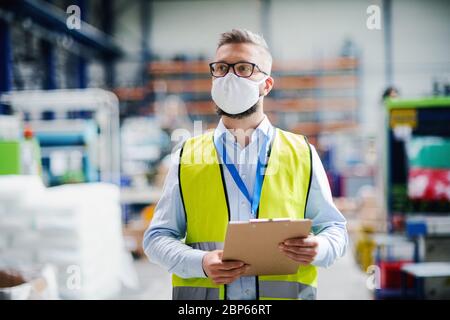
[262, 76, 274, 96]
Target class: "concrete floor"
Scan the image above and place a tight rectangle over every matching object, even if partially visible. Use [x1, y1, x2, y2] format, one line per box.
[317, 247, 373, 300]
[120, 247, 373, 300]
[118, 258, 172, 300]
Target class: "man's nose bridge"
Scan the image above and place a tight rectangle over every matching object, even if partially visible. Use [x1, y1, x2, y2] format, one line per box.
[229, 64, 237, 76]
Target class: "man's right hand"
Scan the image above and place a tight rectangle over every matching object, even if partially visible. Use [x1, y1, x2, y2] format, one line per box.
[202, 250, 249, 285]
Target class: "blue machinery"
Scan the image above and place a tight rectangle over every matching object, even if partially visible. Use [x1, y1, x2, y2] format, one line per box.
[0, 89, 121, 186]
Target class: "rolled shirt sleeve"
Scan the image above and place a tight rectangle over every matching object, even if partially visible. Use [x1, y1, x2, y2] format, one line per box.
[306, 144, 349, 268]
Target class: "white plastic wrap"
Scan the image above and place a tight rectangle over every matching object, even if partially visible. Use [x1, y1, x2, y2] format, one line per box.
[0, 176, 135, 299]
[0, 175, 45, 208]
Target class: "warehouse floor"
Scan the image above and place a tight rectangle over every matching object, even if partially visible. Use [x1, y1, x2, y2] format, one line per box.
[317, 248, 372, 300]
[118, 247, 372, 300]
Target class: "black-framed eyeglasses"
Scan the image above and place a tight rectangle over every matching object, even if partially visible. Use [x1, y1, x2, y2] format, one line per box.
[209, 61, 269, 78]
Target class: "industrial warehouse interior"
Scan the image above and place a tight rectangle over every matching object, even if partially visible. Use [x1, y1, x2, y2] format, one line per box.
[0, 0, 450, 303]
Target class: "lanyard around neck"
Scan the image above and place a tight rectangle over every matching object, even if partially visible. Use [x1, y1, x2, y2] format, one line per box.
[215, 133, 269, 218]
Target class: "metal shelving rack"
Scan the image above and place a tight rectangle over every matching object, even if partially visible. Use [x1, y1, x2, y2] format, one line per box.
[114, 57, 361, 144]
[378, 96, 450, 299]
[385, 97, 450, 229]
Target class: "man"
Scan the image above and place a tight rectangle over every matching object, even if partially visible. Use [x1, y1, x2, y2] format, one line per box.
[144, 29, 348, 300]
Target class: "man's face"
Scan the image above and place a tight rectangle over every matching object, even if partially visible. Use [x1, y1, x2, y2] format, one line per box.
[213, 43, 274, 118]
[214, 43, 273, 95]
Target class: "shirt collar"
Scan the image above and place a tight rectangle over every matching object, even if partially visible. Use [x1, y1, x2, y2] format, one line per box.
[214, 115, 274, 144]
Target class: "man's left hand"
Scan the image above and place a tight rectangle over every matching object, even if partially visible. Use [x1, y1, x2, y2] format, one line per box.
[278, 235, 319, 265]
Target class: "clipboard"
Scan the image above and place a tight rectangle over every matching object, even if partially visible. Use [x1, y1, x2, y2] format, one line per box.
[222, 218, 312, 276]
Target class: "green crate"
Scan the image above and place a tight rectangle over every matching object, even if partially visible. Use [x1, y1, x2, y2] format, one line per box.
[406, 136, 450, 169]
[0, 141, 21, 175]
[386, 97, 450, 110]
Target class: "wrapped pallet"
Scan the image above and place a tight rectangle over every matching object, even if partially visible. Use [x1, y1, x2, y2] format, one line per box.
[0, 175, 137, 299]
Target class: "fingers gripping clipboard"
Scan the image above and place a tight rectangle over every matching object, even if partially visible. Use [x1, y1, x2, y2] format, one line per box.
[222, 218, 312, 276]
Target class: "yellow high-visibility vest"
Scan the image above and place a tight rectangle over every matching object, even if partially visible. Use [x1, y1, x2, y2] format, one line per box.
[173, 128, 317, 300]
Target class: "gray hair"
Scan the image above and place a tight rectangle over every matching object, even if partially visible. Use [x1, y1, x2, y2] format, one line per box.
[218, 29, 269, 50]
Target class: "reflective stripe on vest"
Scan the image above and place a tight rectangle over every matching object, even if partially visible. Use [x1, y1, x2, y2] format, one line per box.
[173, 286, 220, 300]
[172, 279, 316, 300]
[259, 281, 317, 300]
[190, 242, 224, 251]
[173, 128, 317, 300]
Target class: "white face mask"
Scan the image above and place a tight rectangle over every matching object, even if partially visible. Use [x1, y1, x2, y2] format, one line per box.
[211, 73, 268, 115]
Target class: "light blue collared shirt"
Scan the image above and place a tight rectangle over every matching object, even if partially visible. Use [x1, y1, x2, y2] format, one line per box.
[144, 116, 348, 300]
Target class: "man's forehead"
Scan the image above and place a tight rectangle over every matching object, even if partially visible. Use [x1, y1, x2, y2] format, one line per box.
[215, 43, 263, 63]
